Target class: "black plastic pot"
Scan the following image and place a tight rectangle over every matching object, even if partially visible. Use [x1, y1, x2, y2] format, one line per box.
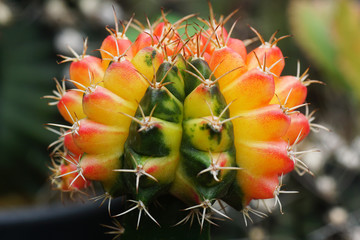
[0, 199, 123, 240]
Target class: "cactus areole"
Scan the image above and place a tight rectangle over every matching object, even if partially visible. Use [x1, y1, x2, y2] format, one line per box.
[44, 4, 325, 239]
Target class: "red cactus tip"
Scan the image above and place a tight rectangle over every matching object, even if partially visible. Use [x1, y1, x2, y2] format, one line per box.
[276, 89, 309, 115]
[56, 154, 86, 188]
[98, 39, 133, 63]
[66, 70, 102, 95]
[253, 52, 285, 78]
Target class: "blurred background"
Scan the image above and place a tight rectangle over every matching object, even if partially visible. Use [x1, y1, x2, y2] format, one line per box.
[1, 0, 360, 239]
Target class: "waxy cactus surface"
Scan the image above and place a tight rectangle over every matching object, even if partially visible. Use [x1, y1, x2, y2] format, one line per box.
[44, 5, 325, 238]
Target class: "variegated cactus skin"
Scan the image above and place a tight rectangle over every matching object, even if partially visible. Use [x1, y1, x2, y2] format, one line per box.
[44, 5, 323, 234]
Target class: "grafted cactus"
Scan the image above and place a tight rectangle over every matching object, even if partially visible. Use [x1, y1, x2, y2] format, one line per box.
[44, 4, 326, 239]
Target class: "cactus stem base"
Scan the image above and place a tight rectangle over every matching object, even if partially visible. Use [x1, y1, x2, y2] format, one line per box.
[120, 195, 211, 240]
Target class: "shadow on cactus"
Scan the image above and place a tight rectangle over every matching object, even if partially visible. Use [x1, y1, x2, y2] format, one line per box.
[43, 3, 327, 239]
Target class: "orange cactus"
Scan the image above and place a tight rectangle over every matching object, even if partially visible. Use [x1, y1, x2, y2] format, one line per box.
[44, 4, 326, 235]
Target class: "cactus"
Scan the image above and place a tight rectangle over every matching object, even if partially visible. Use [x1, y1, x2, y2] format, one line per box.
[44, 4, 326, 239]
